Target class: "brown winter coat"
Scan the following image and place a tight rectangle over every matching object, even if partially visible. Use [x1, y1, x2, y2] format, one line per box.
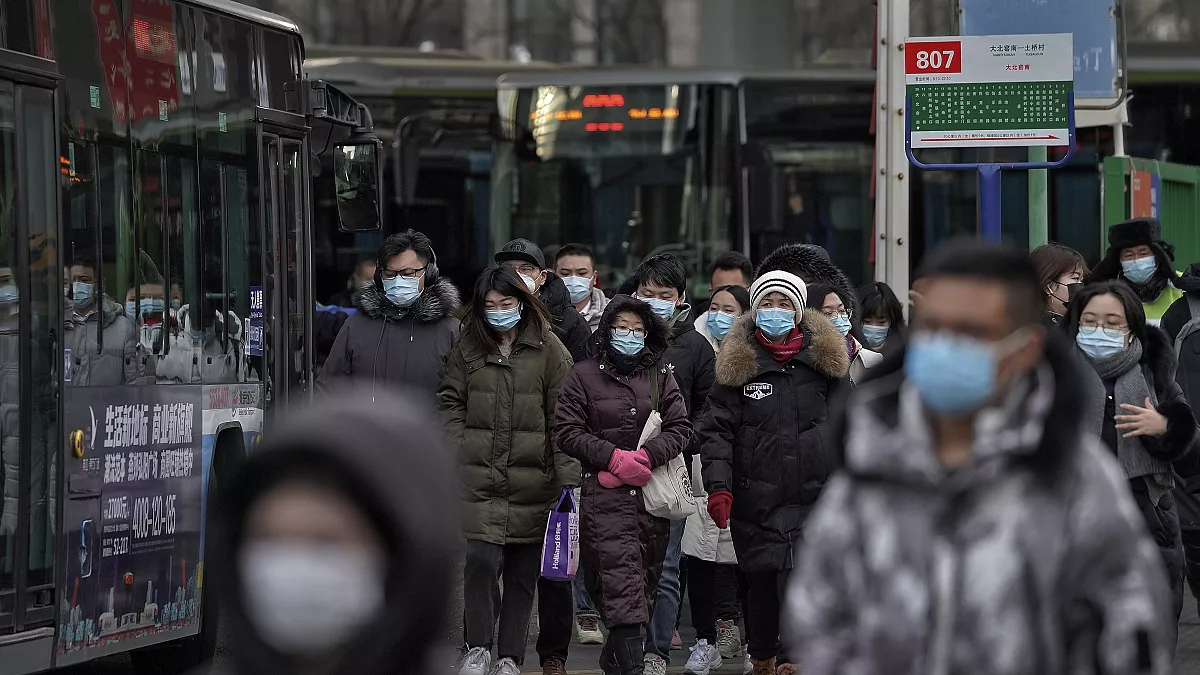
[553, 295, 691, 627]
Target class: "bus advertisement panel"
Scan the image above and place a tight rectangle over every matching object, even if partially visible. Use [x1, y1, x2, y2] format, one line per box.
[57, 386, 204, 663]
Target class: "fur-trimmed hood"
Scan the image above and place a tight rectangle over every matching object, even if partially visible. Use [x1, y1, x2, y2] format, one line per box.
[357, 277, 462, 324]
[715, 309, 850, 387]
[595, 294, 670, 374]
[755, 243, 860, 319]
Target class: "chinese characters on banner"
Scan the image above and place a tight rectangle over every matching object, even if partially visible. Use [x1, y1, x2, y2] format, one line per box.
[91, 0, 180, 126]
[1131, 170, 1160, 219]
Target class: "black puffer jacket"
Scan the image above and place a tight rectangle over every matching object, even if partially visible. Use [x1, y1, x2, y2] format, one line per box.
[319, 278, 462, 396]
[699, 309, 852, 573]
[540, 272, 590, 362]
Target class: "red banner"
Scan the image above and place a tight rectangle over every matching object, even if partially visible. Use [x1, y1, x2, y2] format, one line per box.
[127, 0, 179, 122]
[91, 0, 131, 126]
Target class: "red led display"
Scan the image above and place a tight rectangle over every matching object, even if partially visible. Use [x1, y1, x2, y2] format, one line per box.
[585, 122, 625, 132]
[583, 94, 626, 108]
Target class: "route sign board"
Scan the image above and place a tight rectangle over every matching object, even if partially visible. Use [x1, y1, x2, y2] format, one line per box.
[906, 34, 1074, 149]
[958, 0, 1120, 101]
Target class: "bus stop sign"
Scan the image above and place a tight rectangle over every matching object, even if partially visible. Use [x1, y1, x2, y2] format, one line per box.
[906, 34, 1074, 149]
[958, 0, 1120, 101]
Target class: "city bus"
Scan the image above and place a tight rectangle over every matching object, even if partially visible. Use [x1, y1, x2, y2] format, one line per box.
[491, 45, 1200, 298]
[0, 1, 380, 673]
[303, 48, 557, 298]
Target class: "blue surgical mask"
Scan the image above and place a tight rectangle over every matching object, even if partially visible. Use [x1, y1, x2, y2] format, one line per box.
[904, 331, 1021, 415]
[1076, 326, 1127, 360]
[486, 305, 522, 331]
[643, 296, 677, 321]
[562, 276, 591, 304]
[383, 275, 421, 307]
[126, 301, 137, 317]
[755, 308, 796, 338]
[0, 285, 17, 308]
[610, 331, 645, 356]
[1121, 255, 1158, 284]
[706, 311, 737, 341]
[141, 298, 164, 316]
[862, 325, 890, 348]
[830, 315, 852, 337]
[72, 281, 94, 308]
[171, 299, 181, 312]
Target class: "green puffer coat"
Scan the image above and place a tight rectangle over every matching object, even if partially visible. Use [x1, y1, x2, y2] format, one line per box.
[437, 322, 578, 544]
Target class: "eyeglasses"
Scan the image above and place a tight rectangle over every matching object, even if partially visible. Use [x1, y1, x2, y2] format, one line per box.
[1079, 323, 1128, 339]
[821, 309, 850, 320]
[380, 266, 427, 280]
[611, 327, 646, 339]
[503, 262, 540, 276]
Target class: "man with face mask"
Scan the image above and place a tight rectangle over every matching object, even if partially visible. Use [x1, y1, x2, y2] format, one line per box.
[320, 230, 461, 396]
[496, 238, 589, 362]
[65, 252, 138, 385]
[214, 389, 458, 675]
[1086, 218, 1182, 327]
[785, 239, 1175, 675]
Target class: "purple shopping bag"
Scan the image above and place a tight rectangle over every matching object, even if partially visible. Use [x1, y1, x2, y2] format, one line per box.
[540, 488, 579, 580]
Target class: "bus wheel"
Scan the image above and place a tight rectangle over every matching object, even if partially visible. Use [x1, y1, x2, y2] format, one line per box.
[131, 472, 221, 674]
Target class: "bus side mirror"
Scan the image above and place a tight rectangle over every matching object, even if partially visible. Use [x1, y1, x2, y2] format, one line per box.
[393, 119, 419, 207]
[334, 140, 382, 232]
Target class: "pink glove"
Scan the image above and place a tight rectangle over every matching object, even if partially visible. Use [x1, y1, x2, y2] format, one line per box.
[597, 471, 623, 488]
[609, 449, 652, 487]
[632, 448, 652, 469]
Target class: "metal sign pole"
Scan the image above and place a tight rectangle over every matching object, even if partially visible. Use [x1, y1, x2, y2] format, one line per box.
[977, 165, 1003, 241]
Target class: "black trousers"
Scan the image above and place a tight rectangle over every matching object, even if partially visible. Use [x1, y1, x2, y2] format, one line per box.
[537, 576, 573, 664]
[744, 570, 790, 663]
[684, 556, 741, 642]
[463, 541, 540, 663]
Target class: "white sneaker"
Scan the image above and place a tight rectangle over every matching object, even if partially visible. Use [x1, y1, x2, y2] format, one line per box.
[458, 647, 492, 675]
[684, 639, 723, 675]
[742, 654, 753, 675]
[716, 620, 741, 659]
[489, 657, 521, 675]
[575, 615, 605, 645]
[644, 652, 668, 675]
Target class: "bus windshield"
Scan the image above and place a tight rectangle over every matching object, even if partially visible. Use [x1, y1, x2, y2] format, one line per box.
[741, 76, 875, 285]
[492, 83, 723, 293]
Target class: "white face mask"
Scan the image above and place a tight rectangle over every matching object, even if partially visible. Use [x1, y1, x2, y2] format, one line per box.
[240, 540, 384, 654]
[520, 273, 538, 293]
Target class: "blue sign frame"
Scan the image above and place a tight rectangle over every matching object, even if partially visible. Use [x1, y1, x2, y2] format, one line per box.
[958, 0, 1121, 100]
[905, 95, 1078, 242]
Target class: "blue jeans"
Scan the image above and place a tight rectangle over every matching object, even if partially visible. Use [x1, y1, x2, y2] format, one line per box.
[644, 518, 685, 662]
[574, 563, 599, 618]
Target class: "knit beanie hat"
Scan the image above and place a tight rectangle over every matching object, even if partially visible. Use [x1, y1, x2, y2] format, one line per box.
[750, 270, 807, 311]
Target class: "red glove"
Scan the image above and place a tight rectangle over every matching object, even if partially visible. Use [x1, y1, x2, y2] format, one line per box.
[632, 448, 652, 469]
[609, 449, 652, 487]
[597, 471, 623, 489]
[707, 491, 733, 529]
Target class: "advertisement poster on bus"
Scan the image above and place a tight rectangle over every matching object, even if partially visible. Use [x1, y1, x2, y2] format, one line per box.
[57, 386, 204, 662]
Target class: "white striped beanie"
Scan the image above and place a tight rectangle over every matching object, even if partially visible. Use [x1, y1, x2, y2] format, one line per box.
[749, 270, 807, 310]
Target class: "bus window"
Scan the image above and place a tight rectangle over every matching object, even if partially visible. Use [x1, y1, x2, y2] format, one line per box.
[226, 166, 261, 383]
[0, 79, 16, 623]
[282, 142, 308, 397]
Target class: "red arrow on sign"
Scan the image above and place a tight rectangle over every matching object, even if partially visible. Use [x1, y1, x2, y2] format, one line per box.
[918, 135, 1061, 143]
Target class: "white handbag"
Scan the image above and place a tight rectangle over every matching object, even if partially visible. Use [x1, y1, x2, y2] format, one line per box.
[639, 368, 697, 521]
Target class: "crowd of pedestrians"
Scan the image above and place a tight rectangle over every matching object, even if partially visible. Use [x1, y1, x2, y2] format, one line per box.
[225, 218, 1200, 675]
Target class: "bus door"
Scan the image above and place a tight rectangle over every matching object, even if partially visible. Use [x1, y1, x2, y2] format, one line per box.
[0, 48, 62, 669]
[257, 111, 312, 412]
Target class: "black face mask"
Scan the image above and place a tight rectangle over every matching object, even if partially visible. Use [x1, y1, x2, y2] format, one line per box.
[1049, 282, 1085, 310]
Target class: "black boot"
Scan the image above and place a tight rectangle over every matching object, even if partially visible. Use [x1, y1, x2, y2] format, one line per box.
[611, 632, 644, 675]
[600, 637, 620, 675]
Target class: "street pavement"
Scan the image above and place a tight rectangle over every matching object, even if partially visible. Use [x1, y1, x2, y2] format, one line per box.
[55, 587, 1200, 674]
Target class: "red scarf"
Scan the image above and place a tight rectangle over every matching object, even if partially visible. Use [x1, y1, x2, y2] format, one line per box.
[756, 327, 804, 364]
[847, 336, 859, 361]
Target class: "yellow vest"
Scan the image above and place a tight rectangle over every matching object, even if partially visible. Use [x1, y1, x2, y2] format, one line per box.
[1143, 273, 1185, 326]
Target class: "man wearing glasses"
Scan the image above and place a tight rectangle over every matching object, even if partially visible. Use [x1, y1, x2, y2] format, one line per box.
[495, 238, 590, 362]
[320, 229, 462, 397]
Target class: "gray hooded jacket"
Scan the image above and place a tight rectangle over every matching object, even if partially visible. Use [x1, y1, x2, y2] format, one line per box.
[786, 336, 1175, 675]
[320, 277, 461, 396]
[67, 297, 138, 386]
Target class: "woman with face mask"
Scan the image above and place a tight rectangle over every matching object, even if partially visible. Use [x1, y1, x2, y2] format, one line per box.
[856, 281, 906, 357]
[1029, 242, 1088, 325]
[215, 390, 458, 675]
[554, 295, 692, 675]
[695, 285, 752, 352]
[1065, 280, 1200, 652]
[698, 271, 851, 675]
[806, 282, 882, 384]
[437, 265, 576, 675]
[1086, 218, 1182, 328]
